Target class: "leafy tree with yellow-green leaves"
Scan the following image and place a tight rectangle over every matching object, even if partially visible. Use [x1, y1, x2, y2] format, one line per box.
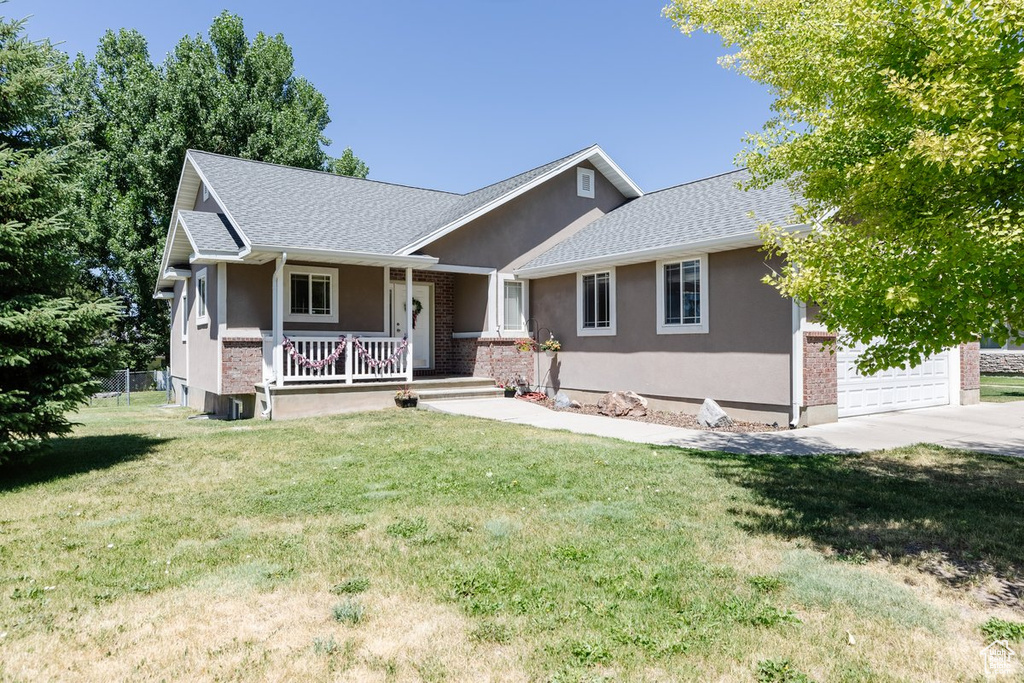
[665, 0, 1024, 370]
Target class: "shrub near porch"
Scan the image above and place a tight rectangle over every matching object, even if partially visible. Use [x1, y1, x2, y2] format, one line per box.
[0, 403, 1021, 681]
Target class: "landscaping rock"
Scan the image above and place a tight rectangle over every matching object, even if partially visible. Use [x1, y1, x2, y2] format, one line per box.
[597, 391, 648, 417]
[554, 392, 572, 409]
[697, 398, 733, 428]
[569, 400, 582, 409]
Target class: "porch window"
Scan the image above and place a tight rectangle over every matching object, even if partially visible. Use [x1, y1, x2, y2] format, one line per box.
[656, 255, 708, 334]
[502, 280, 526, 333]
[284, 265, 339, 323]
[577, 269, 615, 336]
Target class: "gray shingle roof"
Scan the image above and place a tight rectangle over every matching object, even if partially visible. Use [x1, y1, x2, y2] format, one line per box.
[178, 210, 246, 254]
[189, 151, 461, 254]
[188, 146, 596, 256]
[520, 169, 800, 271]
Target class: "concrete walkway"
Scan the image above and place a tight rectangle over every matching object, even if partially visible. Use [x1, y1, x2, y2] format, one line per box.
[424, 398, 1024, 456]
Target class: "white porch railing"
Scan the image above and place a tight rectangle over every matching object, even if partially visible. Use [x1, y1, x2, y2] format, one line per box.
[265, 334, 410, 385]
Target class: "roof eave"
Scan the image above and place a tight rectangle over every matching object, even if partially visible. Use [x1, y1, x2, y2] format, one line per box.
[514, 225, 807, 279]
[249, 245, 439, 269]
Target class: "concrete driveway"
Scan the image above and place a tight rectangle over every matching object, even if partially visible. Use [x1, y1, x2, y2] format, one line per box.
[425, 399, 1024, 456]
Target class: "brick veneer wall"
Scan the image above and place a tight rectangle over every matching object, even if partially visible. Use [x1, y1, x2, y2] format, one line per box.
[803, 332, 837, 407]
[453, 338, 535, 385]
[222, 338, 263, 394]
[960, 341, 981, 389]
[389, 268, 454, 374]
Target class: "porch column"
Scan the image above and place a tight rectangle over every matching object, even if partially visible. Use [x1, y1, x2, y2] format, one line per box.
[405, 266, 414, 382]
[273, 255, 286, 387]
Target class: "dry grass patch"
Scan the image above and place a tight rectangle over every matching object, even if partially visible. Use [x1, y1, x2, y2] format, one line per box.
[3, 586, 529, 682]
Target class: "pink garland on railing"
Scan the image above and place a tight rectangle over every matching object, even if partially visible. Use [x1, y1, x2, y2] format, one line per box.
[282, 335, 346, 371]
[352, 335, 409, 371]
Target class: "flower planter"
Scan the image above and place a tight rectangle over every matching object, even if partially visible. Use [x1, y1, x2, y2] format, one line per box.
[503, 387, 517, 398]
[394, 397, 418, 408]
[544, 350, 556, 358]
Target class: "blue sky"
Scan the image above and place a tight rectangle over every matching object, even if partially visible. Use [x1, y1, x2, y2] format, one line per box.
[21, 0, 772, 193]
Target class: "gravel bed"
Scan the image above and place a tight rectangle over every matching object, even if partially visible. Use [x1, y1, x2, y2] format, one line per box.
[528, 397, 785, 433]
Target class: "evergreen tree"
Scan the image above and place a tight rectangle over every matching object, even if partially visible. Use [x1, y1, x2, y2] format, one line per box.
[0, 15, 119, 462]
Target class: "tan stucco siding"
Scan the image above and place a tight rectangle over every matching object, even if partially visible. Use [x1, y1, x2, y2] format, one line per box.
[424, 162, 629, 271]
[186, 263, 221, 403]
[226, 262, 386, 333]
[193, 184, 222, 212]
[529, 248, 792, 407]
[452, 273, 489, 333]
[169, 280, 186, 378]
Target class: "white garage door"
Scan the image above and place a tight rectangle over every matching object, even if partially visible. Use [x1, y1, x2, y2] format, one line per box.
[837, 345, 950, 418]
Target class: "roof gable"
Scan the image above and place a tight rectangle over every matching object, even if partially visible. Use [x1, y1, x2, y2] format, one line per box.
[396, 145, 643, 255]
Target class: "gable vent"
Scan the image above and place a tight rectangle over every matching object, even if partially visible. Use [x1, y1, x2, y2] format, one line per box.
[577, 168, 595, 199]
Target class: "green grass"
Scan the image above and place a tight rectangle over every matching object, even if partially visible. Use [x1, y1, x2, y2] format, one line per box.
[980, 374, 1024, 402]
[0, 400, 1021, 681]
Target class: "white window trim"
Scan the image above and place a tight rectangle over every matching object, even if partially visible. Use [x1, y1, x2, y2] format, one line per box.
[656, 255, 709, 335]
[498, 274, 528, 335]
[577, 167, 595, 199]
[180, 286, 188, 342]
[284, 265, 339, 323]
[201, 182, 209, 202]
[195, 267, 209, 327]
[576, 268, 616, 337]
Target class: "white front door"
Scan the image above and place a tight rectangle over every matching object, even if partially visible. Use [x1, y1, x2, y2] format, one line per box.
[390, 283, 431, 369]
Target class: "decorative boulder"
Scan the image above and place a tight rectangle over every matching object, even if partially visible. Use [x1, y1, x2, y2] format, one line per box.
[554, 392, 572, 409]
[597, 391, 648, 417]
[697, 398, 733, 428]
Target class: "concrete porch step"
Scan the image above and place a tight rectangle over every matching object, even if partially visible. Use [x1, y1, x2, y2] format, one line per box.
[417, 386, 505, 402]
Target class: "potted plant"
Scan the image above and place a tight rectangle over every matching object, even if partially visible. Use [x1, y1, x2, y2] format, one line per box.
[394, 386, 418, 408]
[497, 379, 518, 398]
[540, 335, 561, 357]
[515, 337, 537, 353]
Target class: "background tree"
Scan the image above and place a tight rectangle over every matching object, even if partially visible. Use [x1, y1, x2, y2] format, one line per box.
[0, 14, 119, 462]
[73, 11, 368, 367]
[665, 0, 1024, 370]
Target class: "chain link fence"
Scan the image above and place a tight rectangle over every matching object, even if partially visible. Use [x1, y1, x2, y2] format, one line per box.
[89, 369, 171, 407]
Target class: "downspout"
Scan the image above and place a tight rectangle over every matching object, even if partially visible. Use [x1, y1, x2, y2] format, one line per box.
[262, 252, 287, 418]
[791, 298, 804, 428]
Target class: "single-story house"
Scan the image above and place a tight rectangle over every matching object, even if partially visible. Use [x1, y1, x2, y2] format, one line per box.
[154, 145, 980, 424]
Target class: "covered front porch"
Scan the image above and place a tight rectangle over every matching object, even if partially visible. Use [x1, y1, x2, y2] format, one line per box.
[229, 254, 535, 418]
[264, 258, 424, 387]
[256, 375, 505, 420]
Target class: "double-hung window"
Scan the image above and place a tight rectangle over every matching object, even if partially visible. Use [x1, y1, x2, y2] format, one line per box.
[284, 265, 339, 323]
[502, 278, 526, 333]
[577, 269, 616, 336]
[656, 255, 708, 334]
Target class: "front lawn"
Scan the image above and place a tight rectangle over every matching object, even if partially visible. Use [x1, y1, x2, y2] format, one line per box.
[1, 402, 1022, 681]
[981, 374, 1024, 402]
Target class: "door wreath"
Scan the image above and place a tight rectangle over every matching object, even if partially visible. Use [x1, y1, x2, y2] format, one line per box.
[404, 297, 423, 329]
